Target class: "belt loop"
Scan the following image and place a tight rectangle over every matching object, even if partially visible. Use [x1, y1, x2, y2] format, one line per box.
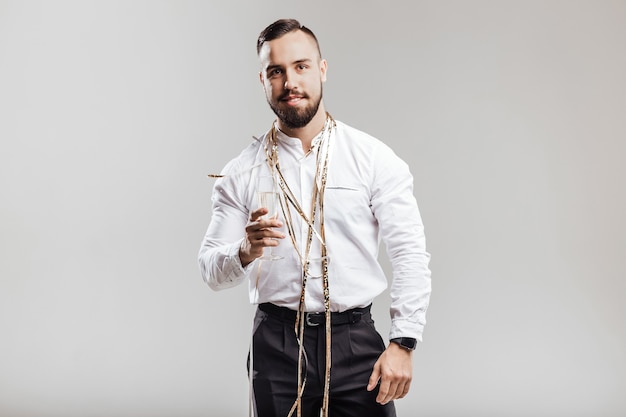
[350, 311, 363, 324]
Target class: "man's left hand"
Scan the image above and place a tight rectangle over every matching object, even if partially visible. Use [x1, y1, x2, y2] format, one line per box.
[366, 342, 413, 405]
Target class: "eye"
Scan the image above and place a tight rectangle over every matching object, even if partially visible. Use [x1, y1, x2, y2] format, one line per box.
[268, 68, 283, 78]
[296, 63, 308, 71]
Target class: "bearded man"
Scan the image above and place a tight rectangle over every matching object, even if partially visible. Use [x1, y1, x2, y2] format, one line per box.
[198, 18, 432, 417]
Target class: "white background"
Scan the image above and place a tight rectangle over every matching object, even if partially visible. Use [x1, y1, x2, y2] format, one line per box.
[1, 1, 625, 416]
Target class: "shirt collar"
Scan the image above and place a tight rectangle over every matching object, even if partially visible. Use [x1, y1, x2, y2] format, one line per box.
[273, 122, 325, 152]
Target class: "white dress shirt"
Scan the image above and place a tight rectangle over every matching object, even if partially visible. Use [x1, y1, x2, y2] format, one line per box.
[198, 120, 431, 340]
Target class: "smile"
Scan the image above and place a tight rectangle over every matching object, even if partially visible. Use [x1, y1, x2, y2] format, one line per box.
[281, 95, 305, 106]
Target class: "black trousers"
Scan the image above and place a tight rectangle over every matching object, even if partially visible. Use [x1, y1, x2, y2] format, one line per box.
[248, 304, 396, 417]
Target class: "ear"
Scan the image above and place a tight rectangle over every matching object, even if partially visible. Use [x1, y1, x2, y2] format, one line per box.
[320, 59, 328, 83]
[259, 71, 264, 85]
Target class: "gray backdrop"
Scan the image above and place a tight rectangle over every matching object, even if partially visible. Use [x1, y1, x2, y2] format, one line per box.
[1, 1, 625, 416]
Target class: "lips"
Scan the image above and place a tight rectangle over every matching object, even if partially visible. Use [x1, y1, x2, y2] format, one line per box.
[280, 93, 306, 106]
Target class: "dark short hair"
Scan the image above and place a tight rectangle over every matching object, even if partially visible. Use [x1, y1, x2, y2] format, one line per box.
[256, 18, 321, 56]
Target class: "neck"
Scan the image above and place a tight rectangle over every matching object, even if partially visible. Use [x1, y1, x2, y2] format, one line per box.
[276, 104, 328, 151]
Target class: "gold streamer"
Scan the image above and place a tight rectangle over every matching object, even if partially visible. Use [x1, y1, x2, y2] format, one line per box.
[263, 114, 335, 417]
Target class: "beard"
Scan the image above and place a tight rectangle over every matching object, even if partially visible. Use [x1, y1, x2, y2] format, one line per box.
[267, 87, 323, 129]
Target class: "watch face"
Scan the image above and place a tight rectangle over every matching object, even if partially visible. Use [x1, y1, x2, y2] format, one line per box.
[400, 337, 417, 350]
[391, 338, 417, 350]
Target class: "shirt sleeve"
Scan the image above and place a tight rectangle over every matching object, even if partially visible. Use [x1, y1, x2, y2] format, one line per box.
[370, 143, 432, 342]
[197, 164, 255, 291]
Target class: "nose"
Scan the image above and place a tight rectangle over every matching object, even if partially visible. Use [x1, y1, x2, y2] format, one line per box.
[284, 69, 298, 91]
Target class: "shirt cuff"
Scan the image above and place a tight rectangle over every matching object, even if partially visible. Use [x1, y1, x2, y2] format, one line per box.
[389, 319, 424, 343]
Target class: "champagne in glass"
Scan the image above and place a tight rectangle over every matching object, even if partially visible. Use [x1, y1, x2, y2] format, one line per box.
[256, 175, 283, 260]
[257, 190, 279, 219]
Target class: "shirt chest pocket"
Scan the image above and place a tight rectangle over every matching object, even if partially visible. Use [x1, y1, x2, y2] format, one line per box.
[323, 185, 374, 224]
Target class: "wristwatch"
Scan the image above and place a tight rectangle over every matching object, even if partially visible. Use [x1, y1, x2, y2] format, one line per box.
[390, 337, 417, 351]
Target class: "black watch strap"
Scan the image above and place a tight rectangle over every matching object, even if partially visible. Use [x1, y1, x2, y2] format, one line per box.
[390, 337, 417, 351]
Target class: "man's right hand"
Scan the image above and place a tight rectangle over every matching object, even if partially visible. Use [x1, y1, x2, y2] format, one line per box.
[239, 208, 285, 267]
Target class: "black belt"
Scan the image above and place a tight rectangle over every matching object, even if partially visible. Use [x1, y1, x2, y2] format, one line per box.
[258, 303, 371, 327]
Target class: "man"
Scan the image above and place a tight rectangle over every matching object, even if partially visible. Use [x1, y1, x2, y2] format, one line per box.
[198, 18, 431, 417]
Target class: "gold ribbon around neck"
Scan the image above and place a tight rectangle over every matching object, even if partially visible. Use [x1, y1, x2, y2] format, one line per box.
[262, 113, 335, 417]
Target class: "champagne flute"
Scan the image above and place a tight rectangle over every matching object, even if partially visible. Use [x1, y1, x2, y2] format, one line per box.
[256, 175, 283, 260]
